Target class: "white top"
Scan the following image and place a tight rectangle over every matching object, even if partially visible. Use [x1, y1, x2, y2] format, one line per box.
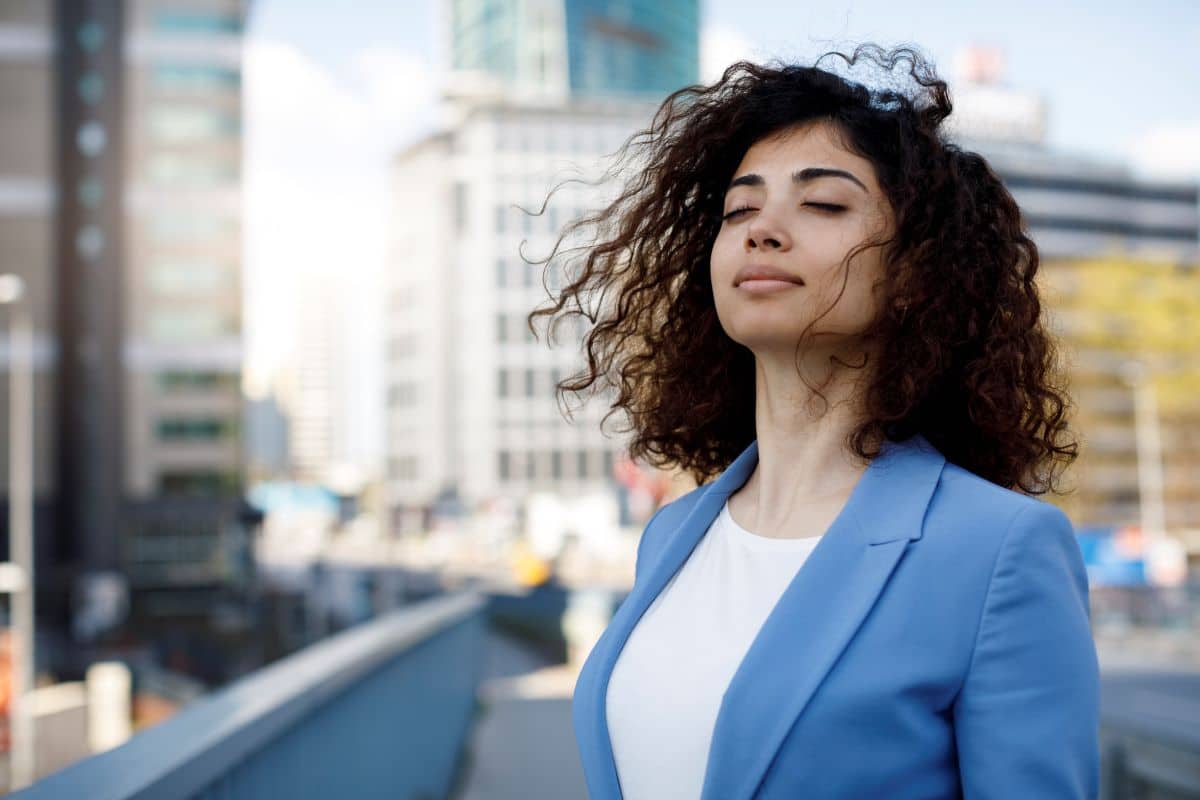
[605, 498, 824, 800]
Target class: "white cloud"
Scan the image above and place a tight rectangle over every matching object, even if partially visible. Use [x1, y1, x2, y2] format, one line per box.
[1128, 121, 1200, 181]
[349, 46, 439, 140]
[242, 39, 438, 466]
[701, 24, 757, 84]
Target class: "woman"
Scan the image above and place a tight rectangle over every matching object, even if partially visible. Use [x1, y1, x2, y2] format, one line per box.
[529, 44, 1099, 799]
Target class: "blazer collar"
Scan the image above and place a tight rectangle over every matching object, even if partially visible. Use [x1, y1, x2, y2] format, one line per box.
[579, 433, 946, 799]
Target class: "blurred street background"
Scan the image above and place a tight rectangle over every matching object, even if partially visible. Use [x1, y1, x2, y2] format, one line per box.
[0, 0, 1197, 797]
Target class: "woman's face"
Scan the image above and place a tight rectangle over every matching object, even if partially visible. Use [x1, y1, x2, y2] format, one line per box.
[710, 120, 894, 360]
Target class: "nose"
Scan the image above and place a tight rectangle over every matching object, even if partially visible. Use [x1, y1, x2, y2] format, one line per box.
[745, 209, 791, 251]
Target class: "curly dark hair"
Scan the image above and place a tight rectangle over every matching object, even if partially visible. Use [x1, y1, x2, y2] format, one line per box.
[525, 43, 1078, 496]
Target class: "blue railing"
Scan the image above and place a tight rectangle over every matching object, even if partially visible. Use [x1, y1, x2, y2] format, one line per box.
[1100, 671, 1200, 799]
[12, 591, 487, 800]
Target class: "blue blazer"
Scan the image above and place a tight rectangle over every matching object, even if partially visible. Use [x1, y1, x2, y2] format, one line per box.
[572, 433, 1100, 799]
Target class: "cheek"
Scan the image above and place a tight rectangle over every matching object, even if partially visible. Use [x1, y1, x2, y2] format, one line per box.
[709, 229, 736, 275]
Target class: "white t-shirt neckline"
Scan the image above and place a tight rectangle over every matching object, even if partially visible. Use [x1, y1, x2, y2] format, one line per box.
[719, 499, 825, 551]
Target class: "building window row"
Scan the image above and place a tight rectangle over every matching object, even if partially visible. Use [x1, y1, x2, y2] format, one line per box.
[390, 455, 419, 481]
[495, 202, 585, 237]
[157, 371, 237, 392]
[147, 107, 240, 143]
[152, 65, 242, 93]
[388, 333, 419, 360]
[156, 416, 236, 441]
[388, 381, 419, 408]
[496, 312, 587, 346]
[158, 469, 238, 495]
[497, 365, 568, 398]
[497, 448, 615, 481]
[154, 10, 244, 35]
[494, 121, 632, 156]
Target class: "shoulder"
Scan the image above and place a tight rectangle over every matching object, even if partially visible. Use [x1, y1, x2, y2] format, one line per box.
[923, 461, 1081, 587]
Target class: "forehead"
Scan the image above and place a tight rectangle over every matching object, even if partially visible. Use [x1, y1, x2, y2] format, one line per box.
[731, 121, 878, 190]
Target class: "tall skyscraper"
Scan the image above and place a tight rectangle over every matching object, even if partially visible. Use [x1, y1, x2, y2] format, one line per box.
[0, 0, 251, 673]
[446, 0, 699, 101]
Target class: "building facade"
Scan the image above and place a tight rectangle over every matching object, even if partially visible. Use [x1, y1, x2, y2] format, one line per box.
[0, 0, 251, 670]
[446, 0, 698, 101]
[385, 99, 670, 523]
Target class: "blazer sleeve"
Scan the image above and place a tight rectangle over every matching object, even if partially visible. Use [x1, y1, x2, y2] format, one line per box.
[953, 502, 1101, 799]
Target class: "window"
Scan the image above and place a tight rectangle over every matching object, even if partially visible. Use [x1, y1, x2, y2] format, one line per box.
[577, 450, 589, 479]
[497, 368, 508, 398]
[148, 214, 233, 243]
[603, 450, 615, 480]
[525, 450, 536, 480]
[495, 257, 506, 288]
[158, 371, 235, 391]
[153, 65, 241, 92]
[395, 456, 418, 480]
[498, 450, 511, 480]
[78, 73, 103, 105]
[524, 368, 535, 397]
[76, 23, 105, 53]
[147, 108, 238, 142]
[389, 382, 417, 407]
[156, 416, 234, 441]
[495, 204, 507, 234]
[551, 450, 562, 479]
[454, 182, 468, 232]
[496, 313, 507, 343]
[146, 154, 237, 186]
[158, 470, 237, 495]
[149, 310, 235, 340]
[150, 261, 227, 293]
[155, 11, 243, 34]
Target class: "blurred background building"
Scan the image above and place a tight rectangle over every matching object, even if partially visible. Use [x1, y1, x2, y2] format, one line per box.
[384, 0, 700, 541]
[0, 0, 257, 686]
[948, 46, 1200, 547]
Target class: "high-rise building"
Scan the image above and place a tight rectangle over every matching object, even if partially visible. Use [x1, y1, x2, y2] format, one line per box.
[386, 100, 663, 522]
[384, 1, 699, 525]
[446, 0, 699, 101]
[279, 269, 347, 484]
[0, 0, 252, 674]
[948, 45, 1199, 263]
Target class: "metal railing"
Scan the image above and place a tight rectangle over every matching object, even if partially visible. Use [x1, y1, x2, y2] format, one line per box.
[1100, 671, 1200, 799]
[10, 591, 487, 800]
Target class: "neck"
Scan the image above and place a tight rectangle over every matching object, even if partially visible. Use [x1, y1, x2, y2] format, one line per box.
[740, 345, 876, 531]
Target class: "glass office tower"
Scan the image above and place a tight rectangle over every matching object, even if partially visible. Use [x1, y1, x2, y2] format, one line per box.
[447, 0, 698, 99]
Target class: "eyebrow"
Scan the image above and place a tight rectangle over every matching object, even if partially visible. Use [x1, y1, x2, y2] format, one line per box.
[727, 167, 868, 193]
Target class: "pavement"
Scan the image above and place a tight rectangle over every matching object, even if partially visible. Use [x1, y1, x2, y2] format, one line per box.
[451, 630, 588, 800]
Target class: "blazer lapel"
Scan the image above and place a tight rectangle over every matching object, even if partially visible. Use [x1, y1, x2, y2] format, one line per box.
[699, 433, 946, 799]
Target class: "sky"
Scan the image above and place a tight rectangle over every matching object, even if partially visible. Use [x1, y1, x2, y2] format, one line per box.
[242, 0, 1200, 472]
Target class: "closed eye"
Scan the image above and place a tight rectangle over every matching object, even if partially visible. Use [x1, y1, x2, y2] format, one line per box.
[722, 205, 754, 221]
[804, 203, 846, 213]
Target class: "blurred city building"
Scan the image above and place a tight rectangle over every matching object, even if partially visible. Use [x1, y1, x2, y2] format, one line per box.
[1040, 257, 1200, 550]
[275, 269, 347, 485]
[445, 0, 699, 102]
[949, 45, 1199, 263]
[0, 0, 256, 684]
[949, 46, 1200, 572]
[384, 0, 699, 544]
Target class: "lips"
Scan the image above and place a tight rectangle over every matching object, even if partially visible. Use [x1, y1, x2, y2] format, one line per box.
[734, 264, 805, 286]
